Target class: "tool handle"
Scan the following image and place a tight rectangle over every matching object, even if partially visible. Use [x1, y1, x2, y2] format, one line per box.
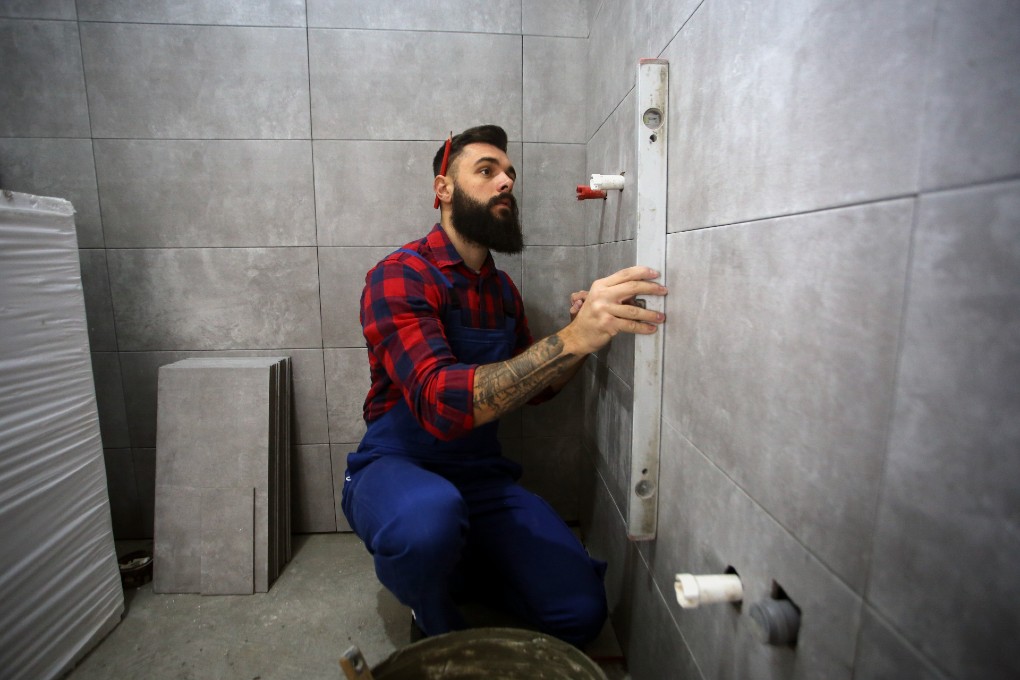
[339, 645, 375, 680]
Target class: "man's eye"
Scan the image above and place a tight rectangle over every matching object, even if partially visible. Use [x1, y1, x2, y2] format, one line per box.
[480, 167, 491, 175]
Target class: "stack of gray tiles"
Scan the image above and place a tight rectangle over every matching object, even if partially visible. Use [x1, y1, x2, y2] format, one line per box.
[153, 357, 292, 595]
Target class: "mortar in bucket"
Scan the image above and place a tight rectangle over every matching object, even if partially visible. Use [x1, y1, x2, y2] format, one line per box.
[341, 627, 609, 679]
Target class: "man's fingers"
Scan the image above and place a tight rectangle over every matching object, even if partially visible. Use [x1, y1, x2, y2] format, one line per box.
[608, 279, 668, 302]
[627, 319, 661, 334]
[605, 302, 665, 325]
[565, 267, 669, 353]
[598, 265, 662, 288]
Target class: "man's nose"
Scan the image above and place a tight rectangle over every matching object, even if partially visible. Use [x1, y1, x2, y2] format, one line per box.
[498, 172, 514, 192]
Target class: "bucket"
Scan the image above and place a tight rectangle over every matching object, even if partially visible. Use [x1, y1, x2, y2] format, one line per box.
[369, 627, 608, 679]
[118, 550, 153, 589]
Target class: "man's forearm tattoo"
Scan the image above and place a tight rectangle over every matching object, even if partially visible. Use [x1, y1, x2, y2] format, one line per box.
[474, 335, 577, 417]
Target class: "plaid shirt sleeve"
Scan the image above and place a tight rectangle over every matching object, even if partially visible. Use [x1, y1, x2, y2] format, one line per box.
[361, 255, 476, 440]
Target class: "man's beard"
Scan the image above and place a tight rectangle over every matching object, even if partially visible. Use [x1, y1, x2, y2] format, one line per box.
[450, 187, 524, 255]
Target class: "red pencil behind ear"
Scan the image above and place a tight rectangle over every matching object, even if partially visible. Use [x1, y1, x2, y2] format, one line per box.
[434, 133, 452, 209]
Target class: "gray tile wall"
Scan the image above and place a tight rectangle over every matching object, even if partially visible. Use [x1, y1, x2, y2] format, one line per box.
[0, 0, 589, 539]
[582, 1, 1020, 679]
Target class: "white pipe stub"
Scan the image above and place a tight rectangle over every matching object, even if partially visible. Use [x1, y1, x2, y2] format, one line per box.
[674, 573, 743, 609]
[590, 173, 626, 191]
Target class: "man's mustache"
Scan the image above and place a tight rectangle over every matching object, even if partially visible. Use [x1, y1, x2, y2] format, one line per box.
[488, 192, 518, 211]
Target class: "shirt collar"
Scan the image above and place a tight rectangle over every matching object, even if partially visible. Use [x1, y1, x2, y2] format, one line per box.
[424, 223, 497, 277]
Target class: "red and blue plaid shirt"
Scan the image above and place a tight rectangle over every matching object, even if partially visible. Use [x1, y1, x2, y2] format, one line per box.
[360, 224, 536, 440]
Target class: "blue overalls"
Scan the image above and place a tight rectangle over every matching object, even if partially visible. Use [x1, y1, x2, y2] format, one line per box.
[342, 249, 607, 647]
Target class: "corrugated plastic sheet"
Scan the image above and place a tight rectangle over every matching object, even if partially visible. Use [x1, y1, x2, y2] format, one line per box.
[0, 190, 123, 680]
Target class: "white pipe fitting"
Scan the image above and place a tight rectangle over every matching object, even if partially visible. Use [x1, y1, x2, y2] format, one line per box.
[674, 573, 743, 609]
[590, 173, 626, 191]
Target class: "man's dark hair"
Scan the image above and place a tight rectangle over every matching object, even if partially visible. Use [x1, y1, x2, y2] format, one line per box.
[432, 125, 508, 177]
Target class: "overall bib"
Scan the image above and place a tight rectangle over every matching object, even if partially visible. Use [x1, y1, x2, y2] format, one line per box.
[341, 249, 607, 646]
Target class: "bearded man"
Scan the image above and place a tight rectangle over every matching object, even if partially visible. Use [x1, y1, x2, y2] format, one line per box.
[341, 125, 667, 647]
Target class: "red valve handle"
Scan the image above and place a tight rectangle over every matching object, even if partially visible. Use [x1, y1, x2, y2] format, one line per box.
[576, 185, 608, 201]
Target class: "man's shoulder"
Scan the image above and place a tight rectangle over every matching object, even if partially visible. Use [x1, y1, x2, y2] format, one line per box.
[373, 244, 431, 273]
[366, 237, 448, 289]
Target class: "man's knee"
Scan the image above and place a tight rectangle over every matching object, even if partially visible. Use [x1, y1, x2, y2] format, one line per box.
[547, 589, 608, 647]
[373, 483, 469, 566]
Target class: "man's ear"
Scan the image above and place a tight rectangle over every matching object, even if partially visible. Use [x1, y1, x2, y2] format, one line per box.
[434, 175, 453, 204]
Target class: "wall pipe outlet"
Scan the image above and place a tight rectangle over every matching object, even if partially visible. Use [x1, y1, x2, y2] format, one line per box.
[576, 173, 626, 201]
[674, 573, 744, 609]
[749, 599, 801, 645]
[590, 173, 626, 191]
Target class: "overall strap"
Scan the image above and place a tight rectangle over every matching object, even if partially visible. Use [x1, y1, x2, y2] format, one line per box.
[397, 247, 517, 319]
[395, 248, 450, 287]
[394, 247, 458, 309]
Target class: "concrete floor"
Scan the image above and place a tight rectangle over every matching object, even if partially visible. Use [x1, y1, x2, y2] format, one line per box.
[66, 534, 628, 679]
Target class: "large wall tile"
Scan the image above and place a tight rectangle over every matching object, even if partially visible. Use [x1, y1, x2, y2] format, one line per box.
[309, 29, 521, 140]
[319, 246, 394, 347]
[585, 0, 701, 134]
[633, 0, 701, 62]
[853, 608, 949, 680]
[76, 0, 306, 26]
[78, 249, 117, 351]
[584, 90, 636, 245]
[493, 250, 524, 299]
[665, 0, 934, 231]
[584, 463, 629, 613]
[133, 448, 157, 539]
[920, 0, 1020, 190]
[523, 37, 586, 143]
[0, 0, 75, 20]
[519, 436, 580, 520]
[307, 0, 521, 33]
[292, 445, 337, 533]
[521, 144, 586, 245]
[621, 555, 703, 680]
[310, 138, 528, 246]
[120, 349, 329, 448]
[108, 248, 322, 350]
[313, 141, 441, 247]
[0, 138, 103, 247]
[586, 471, 704, 680]
[585, 359, 632, 512]
[591, 239, 635, 385]
[523, 0, 588, 37]
[868, 182, 1020, 680]
[524, 377, 582, 438]
[329, 444, 356, 531]
[520, 246, 587, 340]
[647, 422, 862, 680]
[586, 1, 637, 138]
[0, 19, 90, 137]
[324, 348, 370, 443]
[91, 352, 129, 448]
[94, 140, 315, 248]
[663, 201, 914, 589]
[314, 140, 523, 247]
[103, 448, 144, 539]
[80, 23, 310, 139]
